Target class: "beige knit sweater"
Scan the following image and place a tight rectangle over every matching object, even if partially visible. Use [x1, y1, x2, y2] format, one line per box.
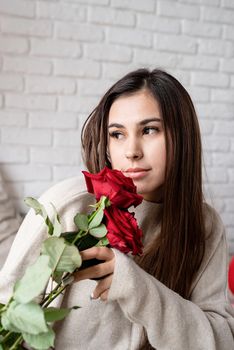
[0, 176, 234, 350]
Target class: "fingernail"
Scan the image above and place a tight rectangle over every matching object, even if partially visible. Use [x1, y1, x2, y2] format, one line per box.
[90, 293, 100, 301]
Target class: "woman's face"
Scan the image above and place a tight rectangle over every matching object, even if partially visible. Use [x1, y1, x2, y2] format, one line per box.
[108, 89, 167, 202]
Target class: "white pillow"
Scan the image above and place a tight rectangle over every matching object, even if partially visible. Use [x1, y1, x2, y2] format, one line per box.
[0, 175, 22, 268]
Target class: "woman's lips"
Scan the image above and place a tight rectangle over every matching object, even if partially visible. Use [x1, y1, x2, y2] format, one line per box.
[124, 168, 150, 180]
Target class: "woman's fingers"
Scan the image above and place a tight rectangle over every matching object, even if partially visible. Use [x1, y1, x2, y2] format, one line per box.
[73, 247, 115, 282]
[80, 247, 114, 261]
[91, 274, 113, 301]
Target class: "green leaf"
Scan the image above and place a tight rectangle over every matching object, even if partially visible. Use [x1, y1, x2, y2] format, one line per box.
[74, 213, 89, 231]
[50, 203, 62, 237]
[41, 237, 66, 271]
[23, 326, 55, 350]
[56, 245, 82, 273]
[44, 307, 72, 323]
[95, 236, 109, 247]
[88, 207, 104, 229]
[1, 311, 21, 333]
[24, 197, 54, 236]
[5, 301, 48, 335]
[13, 255, 52, 304]
[89, 224, 107, 238]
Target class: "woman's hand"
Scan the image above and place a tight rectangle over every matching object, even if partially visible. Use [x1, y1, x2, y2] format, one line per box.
[73, 247, 115, 301]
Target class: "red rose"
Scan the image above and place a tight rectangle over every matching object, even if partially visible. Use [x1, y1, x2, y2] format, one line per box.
[104, 206, 143, 255]
[82, 167, 143, 209]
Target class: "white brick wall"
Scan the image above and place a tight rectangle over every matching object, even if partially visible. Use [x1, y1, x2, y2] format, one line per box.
[0, 0, 234, 253]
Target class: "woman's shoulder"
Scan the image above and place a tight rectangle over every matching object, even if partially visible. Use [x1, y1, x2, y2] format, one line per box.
[202, 202, 227, 257]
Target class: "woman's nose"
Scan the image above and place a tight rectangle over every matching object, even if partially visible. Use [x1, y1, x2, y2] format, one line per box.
[125, 139, 143, 160]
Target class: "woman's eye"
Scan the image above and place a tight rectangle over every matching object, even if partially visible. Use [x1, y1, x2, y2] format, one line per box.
[143, 127, 159, 135]
[109, 131, 124, 139]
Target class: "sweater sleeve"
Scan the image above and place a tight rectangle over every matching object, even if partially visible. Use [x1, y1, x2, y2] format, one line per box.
[0, 176, 92, 304]
[108, 212, 234, 349]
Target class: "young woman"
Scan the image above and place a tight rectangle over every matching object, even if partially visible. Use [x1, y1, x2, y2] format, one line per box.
[0, 69, 233, 349]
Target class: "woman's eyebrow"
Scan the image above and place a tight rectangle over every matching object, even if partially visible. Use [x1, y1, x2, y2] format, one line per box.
[108, 118, 162, 129]
[139, 118, 162, 125]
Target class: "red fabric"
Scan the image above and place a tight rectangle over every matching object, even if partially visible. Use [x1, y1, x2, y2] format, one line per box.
[228, 257, 234, 294]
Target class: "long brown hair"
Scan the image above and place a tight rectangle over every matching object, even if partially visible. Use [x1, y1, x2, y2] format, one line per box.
[81, 69, 206, 349]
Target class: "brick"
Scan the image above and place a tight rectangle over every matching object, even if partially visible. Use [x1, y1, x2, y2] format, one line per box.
[31, 39, 81, 58]
[223, 25, 234, 40]
[53, 166, 81, 181]
[111, 0, 155, 12]
[26, 76, 76, 94]
[182, 20, 222, 38]
[197, 103, 234, 119]
[23, 181, 54, 199]
[1, 18, 52, 37]
[0, 74, 23, 91]
[220, 58, 234, 73]
[134, 49, 180, 68]
[214, 121, 234, 135]
[0, 95, 3, 107]
[187, 86, 210, 102]
[89, 6, 135, 27]
[202, 151, 212, 166]
[1, 127, 52, 146]
[85, 43, 132, 62]
[58, 96, 98, 113]
[54, 130, 81, 147]
[137, 14, 180, 33]
[168, 70, 191, 86]
[154, 34, 197, 54]
[108, 27, 152, 48]
[229, 169, 234, 182]
[221, 213, 234, 226]
[0, 0, 34, 18]
[192, 72, 229, 88]
[103, 63, 136, 80]
[54, 59, 101, 78]
[221, 0, 234, 9]
[0, 145, 28, 163]
[211, 89, 234, 103]
[0, 36, 28, 54]
[225, 199, 234, 211]
[3, 57, 52, 75]
[199, 120, 214, 135]
[55, 23, 104, 42]
[79, 79, 113, 97]
[208, 184, 234, 198]
[29, 112, 77, 129]
[37, 1, 86, 22]
[204, 167, 228, 183]
[198, 38, 234, 57]
[158, 0, 199, 19]
[202, 136, 230, 152]
[30, 147, 80, 165]
[64, 0, 109, 4]
[5, 94, 56, 111]
[213, 153, 234, 167]
[231, 76, 234, 88]
[202, 6, 234, 24]
[1, 164, 51, 181]
[179, 55, 219, 71]
[184, 0, 220, 5]
[0, 111, 27, 126]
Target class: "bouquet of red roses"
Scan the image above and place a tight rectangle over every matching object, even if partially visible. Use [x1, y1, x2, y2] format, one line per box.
[0, 168, 143, 350]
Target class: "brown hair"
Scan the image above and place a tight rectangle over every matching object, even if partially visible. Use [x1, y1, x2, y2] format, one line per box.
[81, 69, 206, 349]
